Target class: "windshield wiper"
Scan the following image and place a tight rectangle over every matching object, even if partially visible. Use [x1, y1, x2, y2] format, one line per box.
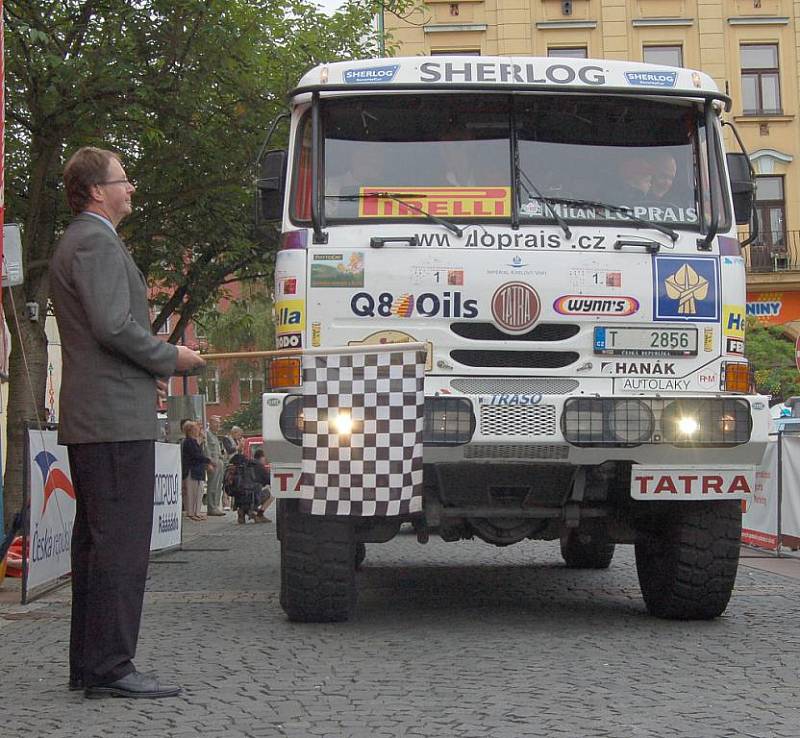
[325, 191, 463, 237]
[523, 195, 679, 242]
[517, 169, 572, 239]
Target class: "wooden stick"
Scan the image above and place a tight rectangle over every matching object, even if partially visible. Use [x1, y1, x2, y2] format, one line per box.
[198, 342, 427, 362]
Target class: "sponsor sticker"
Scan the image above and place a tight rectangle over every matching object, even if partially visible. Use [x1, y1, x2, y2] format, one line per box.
[624, 70, 678, 88]
[348, 330, 433, 371]
[653, 256, 719, 322]
[697, 371, 719, 390]
[553, 295, 639, 316]
[350, 291, 478, 319]
[630, 466, 753, 500]
[279, 277, 297, 296]
[275, 299, 305, 334]
[726, 337, 745, 355]
[344, 64, 400, 84]
[704, 327, 714, 352]
[276, 332, 302, 350]
[601, 361, 676, 376]
[311, 321, 321, 347]
[359, 186, 510, 219]
[723, 305, 745, 339]
[491, 282, 540, 333]
[479, 394, 543, 406]
[310, 252, 364, 288]
[618, 378, 690, 391]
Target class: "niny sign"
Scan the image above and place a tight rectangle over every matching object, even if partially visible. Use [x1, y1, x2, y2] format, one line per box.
[630, 466, 753, 499]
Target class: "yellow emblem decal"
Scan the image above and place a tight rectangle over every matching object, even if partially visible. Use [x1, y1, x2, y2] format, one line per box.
[664, 263, 708, 315]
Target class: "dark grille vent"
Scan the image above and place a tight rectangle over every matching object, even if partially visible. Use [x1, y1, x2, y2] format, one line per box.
[450, 350, 579, 368]
[450, 322, 580, 342]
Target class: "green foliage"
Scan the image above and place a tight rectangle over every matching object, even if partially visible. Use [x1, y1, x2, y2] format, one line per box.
[222, 398, 262, 435]
[745, 318, 800, 402]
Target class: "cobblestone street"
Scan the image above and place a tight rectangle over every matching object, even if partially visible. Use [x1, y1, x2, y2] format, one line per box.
[2, 515, 800, 738]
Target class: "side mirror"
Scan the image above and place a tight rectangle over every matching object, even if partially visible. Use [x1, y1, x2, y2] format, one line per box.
[727, 152, 755, 226]
[255, 149, 287, 224]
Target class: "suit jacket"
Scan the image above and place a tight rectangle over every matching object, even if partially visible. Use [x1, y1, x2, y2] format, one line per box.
[50, 213, 178, 444]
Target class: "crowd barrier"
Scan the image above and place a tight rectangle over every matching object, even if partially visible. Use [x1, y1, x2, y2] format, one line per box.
[743, 432, 800, 554]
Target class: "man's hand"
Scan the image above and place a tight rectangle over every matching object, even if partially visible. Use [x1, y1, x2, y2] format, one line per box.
[156, 378, 169, 402]
[175, 346, 205, 372]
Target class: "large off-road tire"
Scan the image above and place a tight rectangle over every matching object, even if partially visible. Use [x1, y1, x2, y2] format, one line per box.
[280, 502, 356, 623]
[635, 500, 741, 620]
[560, 530, 615, 569]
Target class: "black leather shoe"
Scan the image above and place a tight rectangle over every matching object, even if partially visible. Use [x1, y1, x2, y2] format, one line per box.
[84, 671, 181, 699]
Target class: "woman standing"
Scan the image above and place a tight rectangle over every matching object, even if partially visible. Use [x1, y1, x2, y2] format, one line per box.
[181, 421, 214, 521]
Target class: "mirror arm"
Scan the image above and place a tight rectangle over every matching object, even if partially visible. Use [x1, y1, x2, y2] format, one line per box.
[722, 119, 759, 248]
[697, 101, 719, 251]
[311, 92, 328, 244]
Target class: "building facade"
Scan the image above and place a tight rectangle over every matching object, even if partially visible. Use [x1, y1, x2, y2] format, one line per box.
[385, 0, 800, 315]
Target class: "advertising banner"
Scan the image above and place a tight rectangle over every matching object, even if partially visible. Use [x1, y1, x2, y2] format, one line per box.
[747, 291, 800, 326]
[780, 435, 800, 542]
[151, 442, 182, 551]
[23, 432, 182, 601]
[742, 437, 779, 550]
[26, 429, 76, 593]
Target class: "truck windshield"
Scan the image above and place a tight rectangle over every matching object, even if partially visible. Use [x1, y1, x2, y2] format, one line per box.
[290, 94, 727, 230]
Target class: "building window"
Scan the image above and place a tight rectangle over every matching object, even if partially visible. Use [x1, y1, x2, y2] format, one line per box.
[741, 44, 781, 115]
[239, 369, 264, 405]
[755, 175, 786, 252]
[199, 366, 220, 405]
[151, 309, 170, 336]
[431, 49, 481, 56]
[547, 47, 587, 59]
[643, 45, 683, 67]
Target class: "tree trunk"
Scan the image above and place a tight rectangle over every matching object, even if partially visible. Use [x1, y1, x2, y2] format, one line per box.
[2, 137, 60, 531]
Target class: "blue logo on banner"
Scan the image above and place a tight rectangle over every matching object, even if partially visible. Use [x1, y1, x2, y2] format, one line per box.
[625, 71, 678, 88]
[653, 256, 719, 322]
[344, 65, 400, 84]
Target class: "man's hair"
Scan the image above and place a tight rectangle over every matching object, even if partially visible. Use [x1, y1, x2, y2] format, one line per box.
[63, 146, 121, 214]
[254, 449, 265, 460]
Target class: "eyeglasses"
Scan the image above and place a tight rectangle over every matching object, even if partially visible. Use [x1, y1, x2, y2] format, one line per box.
[97, 178, 134, 187]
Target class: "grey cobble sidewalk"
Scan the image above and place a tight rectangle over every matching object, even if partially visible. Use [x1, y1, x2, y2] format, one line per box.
[2, 512, 800, 737]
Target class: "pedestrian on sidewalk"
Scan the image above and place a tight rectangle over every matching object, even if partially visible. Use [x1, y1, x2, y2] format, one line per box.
[50, 146, 205, 699]
[204, 415, 226, 516]
[182, 421, 214, 521]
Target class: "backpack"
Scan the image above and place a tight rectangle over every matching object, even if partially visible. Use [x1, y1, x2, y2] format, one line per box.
[224, 457, 262, 502]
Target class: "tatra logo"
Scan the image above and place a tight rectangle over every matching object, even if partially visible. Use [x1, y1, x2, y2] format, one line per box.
[491, 282, 540, 333]
[553, 295, 638, 316]
[665, 263, 708, 315]
[35, 450, 75, 515]
[634, 474, 751, 496]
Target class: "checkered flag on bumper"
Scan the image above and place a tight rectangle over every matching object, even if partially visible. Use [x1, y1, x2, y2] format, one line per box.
[300, 346, 426, 516]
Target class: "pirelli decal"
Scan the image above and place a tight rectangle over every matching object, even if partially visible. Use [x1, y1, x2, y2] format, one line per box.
[359, 187, 511, 218]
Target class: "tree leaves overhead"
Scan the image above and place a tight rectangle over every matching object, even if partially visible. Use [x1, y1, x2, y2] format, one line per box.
[5, 0, 405, 336]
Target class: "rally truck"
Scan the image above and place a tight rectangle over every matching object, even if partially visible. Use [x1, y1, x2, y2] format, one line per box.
[257, 56, 769, 622]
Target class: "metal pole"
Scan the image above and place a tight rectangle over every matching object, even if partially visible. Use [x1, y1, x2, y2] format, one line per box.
[777, 429, 784, 557]
[0, 0, 6, 535]
[378, 2, 385, 56]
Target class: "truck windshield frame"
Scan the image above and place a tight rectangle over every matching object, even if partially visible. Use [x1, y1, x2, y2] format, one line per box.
[288, 93, 731, 233]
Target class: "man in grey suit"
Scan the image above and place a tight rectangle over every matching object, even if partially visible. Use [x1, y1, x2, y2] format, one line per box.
[50, 146, 205, 698]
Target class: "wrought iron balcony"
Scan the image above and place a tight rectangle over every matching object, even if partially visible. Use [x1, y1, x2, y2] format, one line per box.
[739, 230, 798, 273]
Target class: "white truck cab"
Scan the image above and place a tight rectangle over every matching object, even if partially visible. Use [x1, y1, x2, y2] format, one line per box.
[257, 56, 768, 622]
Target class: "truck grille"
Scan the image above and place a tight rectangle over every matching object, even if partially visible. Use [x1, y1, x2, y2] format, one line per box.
[464, 443, 569, 460]
[451, 350, 579, 368]
[450, 378, 579, 394]
[480, 404, 557, 436]
[450, 322, 580, 342]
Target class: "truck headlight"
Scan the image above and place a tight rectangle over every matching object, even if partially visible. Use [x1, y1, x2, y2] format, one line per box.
[608, 400, 654, 444]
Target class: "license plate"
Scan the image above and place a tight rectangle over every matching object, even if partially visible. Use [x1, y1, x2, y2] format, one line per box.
[594, 326, 698, 357]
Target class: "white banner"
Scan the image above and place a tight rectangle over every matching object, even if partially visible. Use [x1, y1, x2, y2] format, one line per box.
[25, 433, 181, 598]
[779, 435, 800, 543]
[151, 442, 182, 551]
[26, 429, 76, 591]
[742, 437, 779, 550]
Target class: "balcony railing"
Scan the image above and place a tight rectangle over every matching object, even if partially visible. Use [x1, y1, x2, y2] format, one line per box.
[738, 230, 798, 273]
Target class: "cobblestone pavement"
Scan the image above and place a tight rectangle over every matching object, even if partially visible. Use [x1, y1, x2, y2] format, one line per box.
[2, 514, 800, 738]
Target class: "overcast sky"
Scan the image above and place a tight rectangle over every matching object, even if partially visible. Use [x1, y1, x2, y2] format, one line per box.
[316, 0, 345, 14]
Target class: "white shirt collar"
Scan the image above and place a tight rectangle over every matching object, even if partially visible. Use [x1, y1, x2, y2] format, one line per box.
[83, 211, 117, 234]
